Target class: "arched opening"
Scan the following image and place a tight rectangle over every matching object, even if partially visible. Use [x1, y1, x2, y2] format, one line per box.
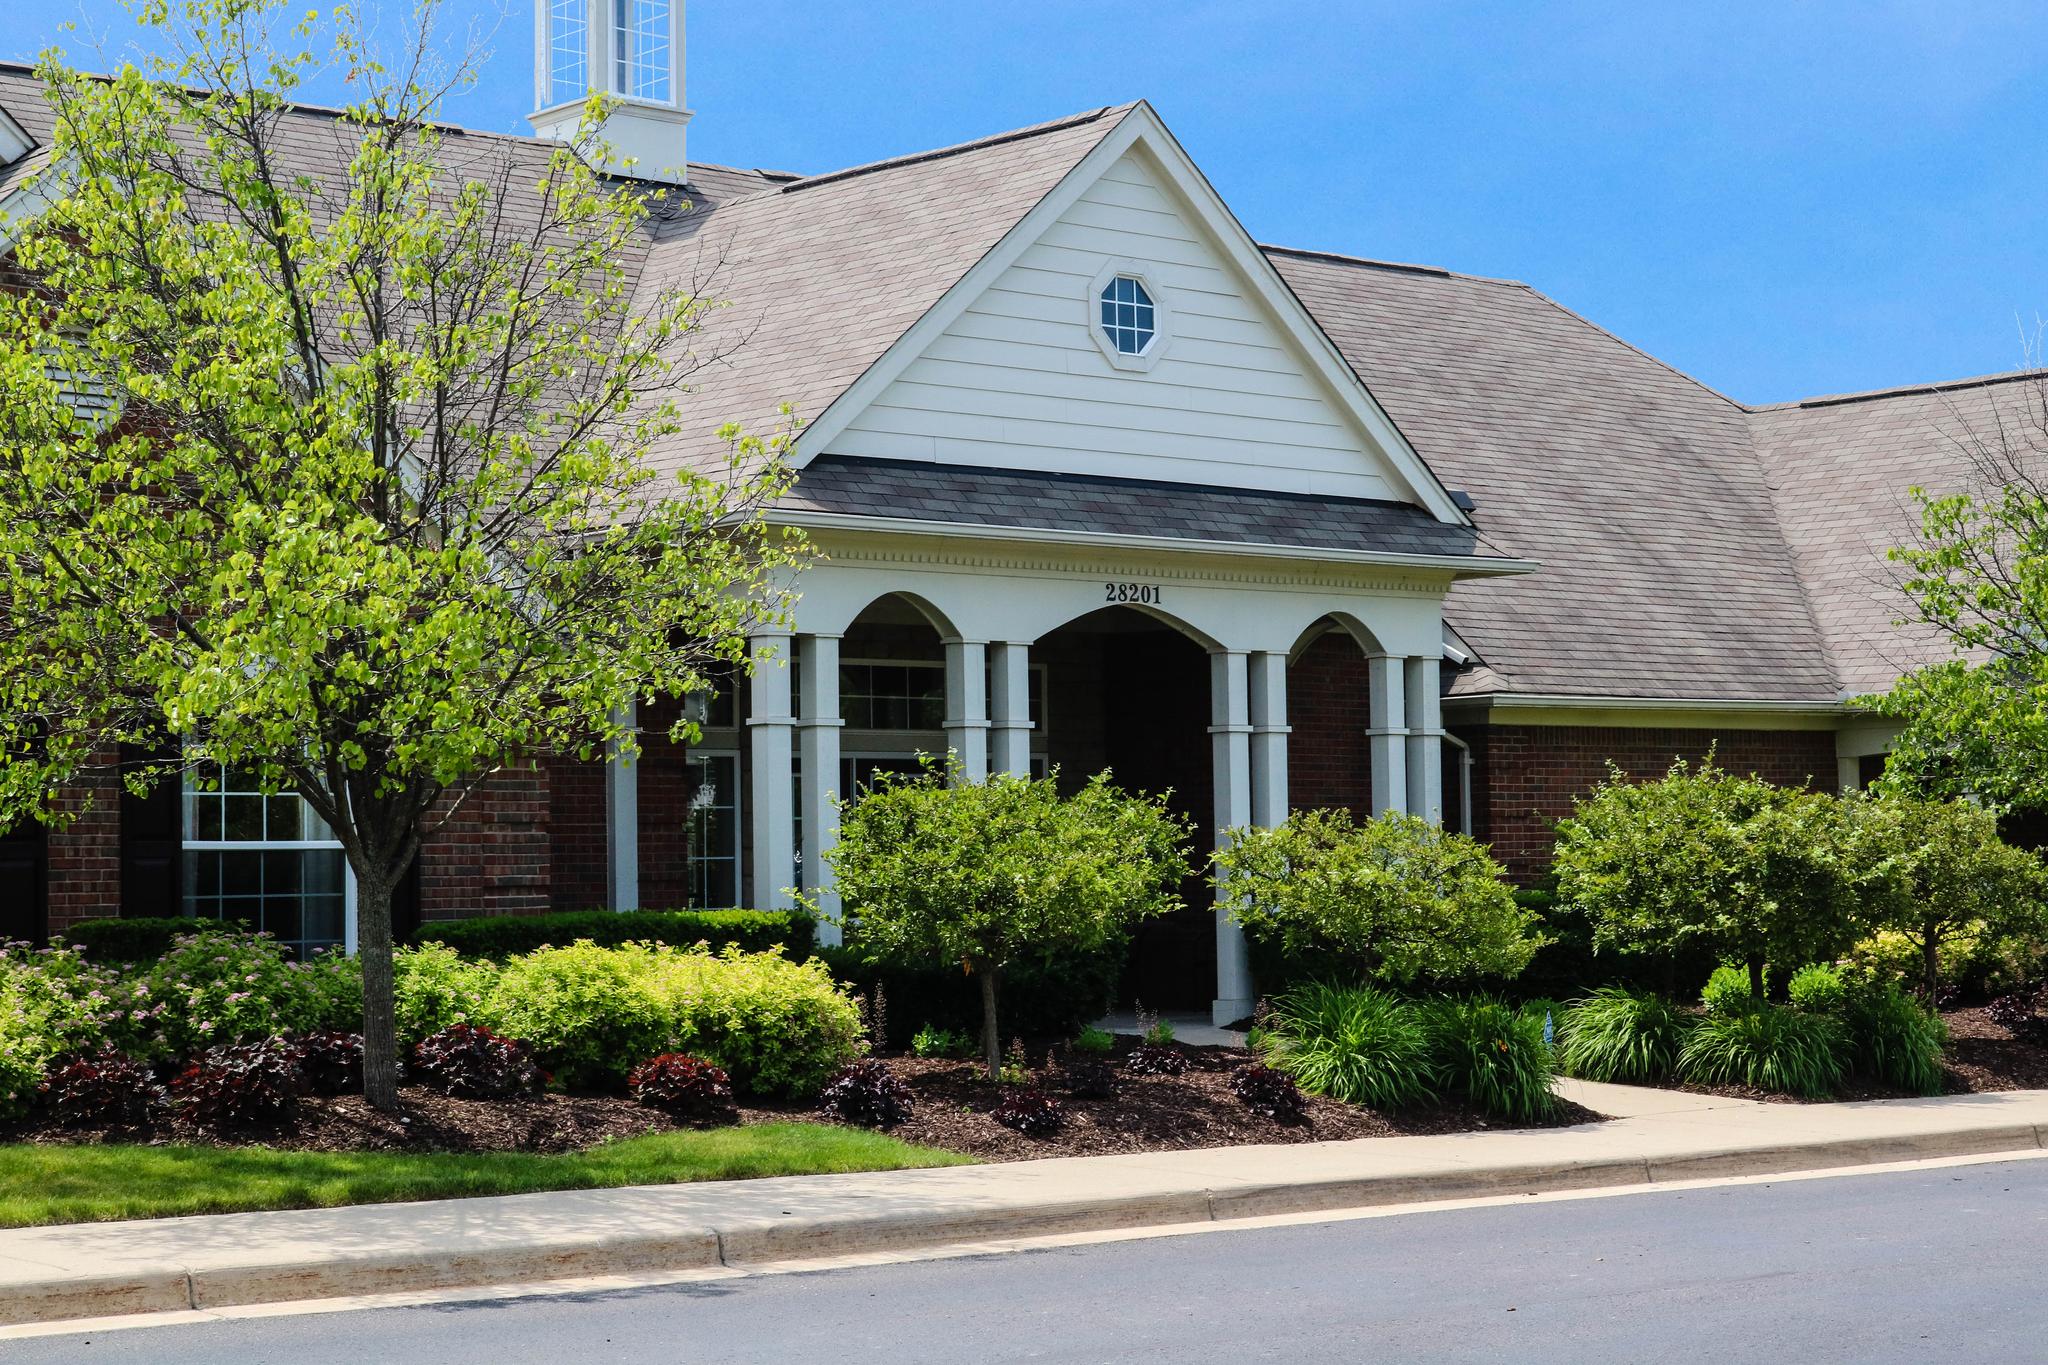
[1287, 617, 1378, 817]
[834, 592, 953, 793]
[1035, 605, 1215, 1010]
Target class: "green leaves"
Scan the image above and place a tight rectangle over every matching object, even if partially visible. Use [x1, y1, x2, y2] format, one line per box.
[1214, 808, 1540, 987]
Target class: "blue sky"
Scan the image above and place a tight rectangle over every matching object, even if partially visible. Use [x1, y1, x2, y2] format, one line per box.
[10, 0, 2048, 404]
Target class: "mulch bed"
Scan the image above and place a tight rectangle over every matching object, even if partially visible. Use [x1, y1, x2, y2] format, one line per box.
[1, 1087, 682, 1155]
[748, 1037, 1601, 1163]
[1, 1036, 1603, 1159]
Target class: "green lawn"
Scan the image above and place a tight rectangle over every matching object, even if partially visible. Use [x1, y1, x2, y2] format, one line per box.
[0, 1122, 972, 1228]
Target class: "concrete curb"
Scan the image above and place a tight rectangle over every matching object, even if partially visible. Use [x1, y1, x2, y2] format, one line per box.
[4, 1115, 2043, 1326]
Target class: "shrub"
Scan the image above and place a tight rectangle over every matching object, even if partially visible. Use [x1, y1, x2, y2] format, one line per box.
[1701, 965, 1761, 1017]
[1678, 1006, 1846, 1098]
[0, 941, 126, 1115]
[1123, 1042, 1189, 1077]
[829, 764, 1191, 1080]
[298, 1030, 365, 1096]
[1231, 1063, 1309, 1125]
[1070, 1025, 1115, 1055]
[1059, 1057, 1118, 1099]
[411, 1024, 548, 1100]
[416, 908, 814, 961]
[1556, 986, 1691, 1084]
[1848, 794, 2048, 1002]
[38, 1047, 165, 1127]
[393, 944, 502, 1046]
[1554, 758, 1863, 1002]
[817, 1059, 914, 1129]
[172, 1037, 308, 1130]
[1847, 925, 2032, 1002]
[815, 943, 1124, 1052]
[1420, 997, 1557, 1123]
[1216, 809, 1540, 990]
[990, 1087, 1065, 1137]
[910, 1024, 977, 1060]
[1786, 963, 1849, 1015]
[1843, 983, 1948, 1095]
[65, 917, 230, 963]
[627, 1054, 738, 1125]
[1260, 982, 1435, 1111]
[1985, 987, 2045, 1039]
[639, 946, 865, 1098]
[484, 941, 671, 1090]
[134, 926, 335, 1058]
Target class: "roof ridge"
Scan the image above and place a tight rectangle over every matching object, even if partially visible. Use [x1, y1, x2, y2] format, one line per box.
[1258, 242, 1521, 287]
[1752, 367, 2048, 412]
[778, 104, 1130, 194]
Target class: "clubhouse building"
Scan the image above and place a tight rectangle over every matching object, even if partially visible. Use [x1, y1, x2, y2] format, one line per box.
[0, 2, 2015, 1022]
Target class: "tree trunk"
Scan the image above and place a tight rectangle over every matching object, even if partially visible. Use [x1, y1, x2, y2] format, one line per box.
[979, 966, 1003, 1083]
[357, 876, 401, 1112]
[1923, 935, 1941, 1007]
[1748, 956, 1766, 1002]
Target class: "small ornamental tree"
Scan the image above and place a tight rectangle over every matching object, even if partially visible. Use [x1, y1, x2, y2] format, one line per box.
[1553, 759, 1862, 1001]
[828, 765, 1192, 1081]
[0, 1, 801, 1109]
[1213, 809, 1540, 988]
[1849, 794, 2048, 1002]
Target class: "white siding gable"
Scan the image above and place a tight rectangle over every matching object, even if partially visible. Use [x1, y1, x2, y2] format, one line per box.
[830, 149, 1405, 501]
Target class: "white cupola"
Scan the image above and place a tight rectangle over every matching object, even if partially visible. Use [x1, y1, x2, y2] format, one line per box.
[529, 0, 691, 184]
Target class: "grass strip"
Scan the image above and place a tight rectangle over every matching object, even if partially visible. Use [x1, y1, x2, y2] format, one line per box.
[0, 1122, 971, 1228]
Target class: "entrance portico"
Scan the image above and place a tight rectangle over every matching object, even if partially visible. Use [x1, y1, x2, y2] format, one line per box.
[731, 525, 1485, 1026]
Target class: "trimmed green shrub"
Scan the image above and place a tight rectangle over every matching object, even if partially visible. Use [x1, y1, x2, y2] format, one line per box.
[484, 942, 672, 1090]
[640, 946, 865, 1098]
[1070, 1025, 1115, 1055]
[1786, 963, 1849, 1015]
[65, 917, 240, 963]
[1420, 997, 1557, 1123]
[131, 927, 346, 1059]
[829, 765, 1190, 1080]
[1217, 809, 1541, 991]
[1556, 986, 1692, 1084]
[1260, 982, 1436, 1112]
[392, 944, 501, 1046]
[1678, 1005, 1846, 1098]
[1843, 983, 1948, 1095]
[1701, 965, 1761, 1017]
[416, 907, 814, 960]
[910, 1024, 976, 1060]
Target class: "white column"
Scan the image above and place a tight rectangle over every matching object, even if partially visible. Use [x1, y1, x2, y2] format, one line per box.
[1248, 651, 1290, 828]
[1210, 649, 1256, 1028]
[797, 634, 845, 946]
[1367, 653, 1409, 816]
[604, 700, 640, 910]
[989, 641, 1033, 778]
[747, 631, 797, 910]
[943, 638, 990, 783]
[1404, 654, 1443, 824]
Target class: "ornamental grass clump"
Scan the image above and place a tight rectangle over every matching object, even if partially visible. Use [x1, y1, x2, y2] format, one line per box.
[1556, 986, 1692, 1084]
[1420, 997, 1557, 1123]
[1677, 1005, 1846, 1098]
[1843, 983, 1948, 1096]
[1259, 982, 1435, 1111]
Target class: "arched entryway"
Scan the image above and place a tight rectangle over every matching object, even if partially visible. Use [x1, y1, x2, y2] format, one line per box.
[1035, 606, 1215, 1010]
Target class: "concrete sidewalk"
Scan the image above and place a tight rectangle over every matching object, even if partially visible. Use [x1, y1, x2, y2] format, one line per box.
[4, 1085, 2046, 1327]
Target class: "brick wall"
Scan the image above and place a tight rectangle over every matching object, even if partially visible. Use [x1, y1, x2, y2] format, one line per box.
[45, 752, 122, 933]
[635, 695, 696, 910]
[416, 765, 554, 921]
[547, 752, 608, 913]
[1456, 722, 1839, 881]
[1286, 632, 1376, 815]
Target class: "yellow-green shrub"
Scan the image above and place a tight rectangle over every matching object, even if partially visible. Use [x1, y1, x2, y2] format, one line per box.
[483, 942, 671, 1090]
[641, 945, 866, 1098]
[393, 944, 501, 1046]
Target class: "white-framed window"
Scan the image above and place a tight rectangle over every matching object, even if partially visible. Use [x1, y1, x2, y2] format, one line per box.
[614, 0, 673, 102]
[686, 749, 742, 908]
[181, 766, 351, 957]
[548, 0, 590, 106]
[1099, 274, 1156, 355]
[840, 661, 946, 731]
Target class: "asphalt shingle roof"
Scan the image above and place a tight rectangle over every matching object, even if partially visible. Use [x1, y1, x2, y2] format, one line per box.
[782, 455, 1508, 562]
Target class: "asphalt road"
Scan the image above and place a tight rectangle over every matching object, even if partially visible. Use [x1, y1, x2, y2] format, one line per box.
[17, 1159, 2048, 1363]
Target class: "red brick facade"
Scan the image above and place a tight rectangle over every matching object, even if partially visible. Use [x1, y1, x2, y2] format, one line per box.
[44, 752, 122, 933]
[415, 767, 554, 922]
[1452, 722, 1839, 881]
[1286, 632, 1376, 815]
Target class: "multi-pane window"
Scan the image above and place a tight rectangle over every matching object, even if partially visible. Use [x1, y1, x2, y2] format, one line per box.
[686, 752, 741, 907]
[1098, 275, 1156, 355]
[839, 662, 945, 731]
[182, 767, 347, 957]
[548, 0, 589, 106]
[614, 0, 673, 101]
